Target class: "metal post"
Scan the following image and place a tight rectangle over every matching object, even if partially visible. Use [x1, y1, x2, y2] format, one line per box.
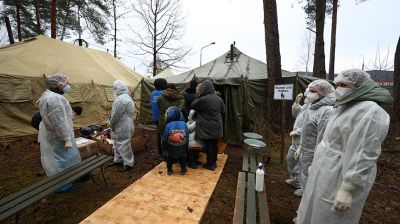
[280, 101, 286, 164]
[200, 42, 216, 66]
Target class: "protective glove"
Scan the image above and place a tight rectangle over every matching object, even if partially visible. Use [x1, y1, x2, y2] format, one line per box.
[289, 130, 298, 136]
[107, 119, 111, 128]
[187, 121, 196, 133]
[188, 109, 196, 121]
[294, 146, 301, 160]
[295, 93, 303, 104]
[65, 139, 72, 149]
[333, 181, 356, 211]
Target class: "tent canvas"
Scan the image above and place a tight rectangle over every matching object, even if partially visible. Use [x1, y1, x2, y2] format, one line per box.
[139, 46, 317, 143]
[152, 69, 175, 79]
[0, 35, 142, 140]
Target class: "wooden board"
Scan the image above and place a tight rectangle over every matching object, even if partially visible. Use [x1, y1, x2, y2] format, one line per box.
[81, 154, 228, 224]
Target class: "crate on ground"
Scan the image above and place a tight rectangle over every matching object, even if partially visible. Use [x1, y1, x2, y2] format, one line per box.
[94, 127, 150, 155]
[76, 137, 98, 159]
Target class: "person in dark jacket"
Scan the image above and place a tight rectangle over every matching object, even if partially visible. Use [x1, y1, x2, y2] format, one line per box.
[157, 83, 185, 157]
[31, 106, 83, 131]
[150, 78, 167, 154]
[162, 106, 189, 175]
[191, 80, 226, 171]
[183, 80, 198, 120]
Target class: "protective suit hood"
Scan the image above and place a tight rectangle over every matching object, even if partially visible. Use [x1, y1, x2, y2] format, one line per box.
[334, 80, 393, 107]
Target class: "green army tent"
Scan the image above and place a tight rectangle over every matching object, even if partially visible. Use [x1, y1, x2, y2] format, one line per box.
[152, 69, 175, 79]
[139, 46, 317, 143]
[0, 35, 142, 140]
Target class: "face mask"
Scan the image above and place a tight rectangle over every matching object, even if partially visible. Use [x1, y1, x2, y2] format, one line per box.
[63, 85, 72, 93]
[304, 92, 320, 104]
[304, 88, 309, 97]
[335, 87, 353, 100]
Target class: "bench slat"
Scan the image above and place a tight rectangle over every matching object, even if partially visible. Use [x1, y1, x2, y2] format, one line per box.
[0, 155, 108, 213]
[233, 172, 246, 224]
[0, 155, 112, 222]
[242, 150, 249, 172]
[0, 154, 99, 206]
[246, 173, 256, 224]
[250, 154, 257, 173]
[258, 185, 271, 224]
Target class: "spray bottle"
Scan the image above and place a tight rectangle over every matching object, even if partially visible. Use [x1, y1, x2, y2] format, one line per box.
[255, 162, 264, 192]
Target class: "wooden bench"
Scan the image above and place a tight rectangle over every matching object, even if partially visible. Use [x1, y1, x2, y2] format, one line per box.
[233, 172, 271, 224]
[0, 154, 112, 223]
[242, 149, 264, 173]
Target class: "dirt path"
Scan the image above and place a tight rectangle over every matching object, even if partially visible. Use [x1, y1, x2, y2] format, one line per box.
[1, 131, 399, 224]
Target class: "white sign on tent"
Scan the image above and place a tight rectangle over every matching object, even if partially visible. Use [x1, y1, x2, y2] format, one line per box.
[274, 84, 293, 100]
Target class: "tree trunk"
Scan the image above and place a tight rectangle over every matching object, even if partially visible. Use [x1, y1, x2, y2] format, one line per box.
[328, 0, 337, 80]
[51, 0, 57, 38]
[113, 0, 117, 58]
[16, 2, 22, 41]
[263, 0, 283, 130]
[393, 36, 400, 122]
[152, 4, 158, 77]
[313, 0, 326, 78]
[34, 0, 41, 35]
[60, 0, 71, 40]
[4, 16, 15, 44]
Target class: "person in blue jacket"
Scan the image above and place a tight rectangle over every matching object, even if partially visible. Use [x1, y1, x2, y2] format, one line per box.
[150, 78, 167, 154]
[162, 106, 189, 175]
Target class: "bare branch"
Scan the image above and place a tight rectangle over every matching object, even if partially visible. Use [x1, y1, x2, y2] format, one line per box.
[128, 0, 191, 76]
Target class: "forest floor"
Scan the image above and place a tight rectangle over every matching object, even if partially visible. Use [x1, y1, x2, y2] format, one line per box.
[0, 126, 399, 224]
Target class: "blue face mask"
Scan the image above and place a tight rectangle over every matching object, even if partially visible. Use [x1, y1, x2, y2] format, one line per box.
[63, 85, 72, 93]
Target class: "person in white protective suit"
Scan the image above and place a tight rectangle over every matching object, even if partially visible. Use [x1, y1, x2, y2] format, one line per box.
[38, 74, 81, 188]
[109, 80, 135, 171]
[285, 90, 309, 189]
[294, 80, 335, 197]
[295, 69, 393, 224]
[186, 109, 204, 168]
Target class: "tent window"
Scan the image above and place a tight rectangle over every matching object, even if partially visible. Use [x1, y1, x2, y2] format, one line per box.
[104, 87, 115, 102]
[0, 77, 32, 103]
[64, 89, 83, 103]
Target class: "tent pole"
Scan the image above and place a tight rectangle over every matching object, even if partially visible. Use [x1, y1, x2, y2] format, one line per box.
[280, 101, 286, 164]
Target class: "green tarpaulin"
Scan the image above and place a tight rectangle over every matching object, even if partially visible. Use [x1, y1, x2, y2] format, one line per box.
[139, 47, 318, 143]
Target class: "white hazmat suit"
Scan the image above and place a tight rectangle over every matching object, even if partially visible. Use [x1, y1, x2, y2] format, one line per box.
[295, 80, 335, 196]
[286, 93, 309, 188]
[295, 69, 392, 224]
[110, 80, 135, 167]
[38, 74, 81, 176]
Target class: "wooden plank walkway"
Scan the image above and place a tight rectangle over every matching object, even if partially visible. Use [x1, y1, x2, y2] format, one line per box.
[81, 154, 228, 224]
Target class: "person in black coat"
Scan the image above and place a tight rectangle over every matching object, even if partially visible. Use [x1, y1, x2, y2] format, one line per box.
[191, 80, 226, 170]
[183, 80, 198, 120]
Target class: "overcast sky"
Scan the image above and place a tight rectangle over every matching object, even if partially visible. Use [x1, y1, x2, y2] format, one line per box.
[118, 0, 399, 76]
[2, 0, 399, 76]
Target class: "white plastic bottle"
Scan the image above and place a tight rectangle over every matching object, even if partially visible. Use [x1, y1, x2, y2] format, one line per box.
[255, 162, 264, 192]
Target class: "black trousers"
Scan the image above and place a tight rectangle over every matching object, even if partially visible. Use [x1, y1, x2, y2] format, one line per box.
[167, 157, 187, 171]
[155, 121, 163, 156]
[203, 139, 219, 166]
[187, 150, 200, 165]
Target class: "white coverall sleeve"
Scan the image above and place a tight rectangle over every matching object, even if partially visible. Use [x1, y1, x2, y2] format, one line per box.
[46, 99, 71, 141]
[341, 107, 389, 187]
[292, 103, 301, 118]
[316, 107, 334, 145]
